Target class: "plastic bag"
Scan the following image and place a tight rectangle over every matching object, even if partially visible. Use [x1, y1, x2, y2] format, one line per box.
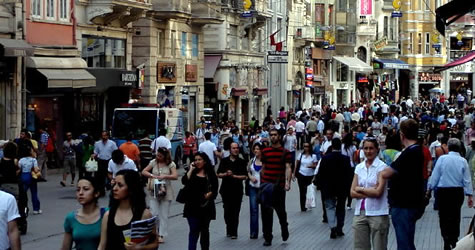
[85, 158, 98, 172]
[305, 184, 317, 209]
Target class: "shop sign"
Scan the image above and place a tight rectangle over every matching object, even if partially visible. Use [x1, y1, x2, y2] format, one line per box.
[120, 71, 138, 87]
[306, 80, 313, 87]
[373, 37, 388, 51]
[138, 68, 145, 89]
[448, 61, 475, 73]
[157, 62, 177, 83]
[360, 0, 373, 16]
[268, 51, 288, 63]
[185, 64, 197, 82]
[418, 72, 442, 82]
[314, 86, 325, 94]
[338, 82, 348, 89]
[218, 82, 230, 101]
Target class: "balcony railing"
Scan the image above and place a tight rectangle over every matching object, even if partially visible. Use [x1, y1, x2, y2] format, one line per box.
[191, 0, 223, 23]
[152, 0, 191, 14]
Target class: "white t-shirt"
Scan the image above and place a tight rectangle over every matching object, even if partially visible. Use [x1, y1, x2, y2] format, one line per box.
[297, 153, 317, 176]
[108, 156, 138, 178]
[283, 134, 297, 152]
[341, 144, 357, 168]
[151, 136, 172, 152]
[295, 121, 305, 133]
[320, 140, 332, 154]
[381, 103, 389, 113]
[198, 140, 217, 165]
[0, 191, 20, 250]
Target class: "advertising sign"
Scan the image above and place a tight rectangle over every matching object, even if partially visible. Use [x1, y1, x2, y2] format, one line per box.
[268, 51, 288, 63]
[360, 0, 373, 16]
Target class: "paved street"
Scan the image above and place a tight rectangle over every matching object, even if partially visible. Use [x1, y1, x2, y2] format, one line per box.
[20, 168, 474, 250]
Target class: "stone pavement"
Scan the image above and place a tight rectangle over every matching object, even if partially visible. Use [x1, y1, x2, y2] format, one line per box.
[19, 168, 475, 250]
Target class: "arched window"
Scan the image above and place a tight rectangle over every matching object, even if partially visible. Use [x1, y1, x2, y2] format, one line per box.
[357, 46, 367, 63]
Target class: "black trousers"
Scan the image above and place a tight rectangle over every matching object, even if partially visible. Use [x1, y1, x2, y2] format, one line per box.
[95, 159, 109, 194]
[222, 193, 243, 236]
[261, 187, 288, 242]
[437, 187, 465, 248]
[297, 173, 314, 211]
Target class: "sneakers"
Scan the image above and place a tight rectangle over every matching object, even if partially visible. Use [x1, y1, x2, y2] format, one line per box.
[230, 236, 237, 240]
[60, 181, 66, 187]
[33, 210, 42, 215]
[263, 241, 272, 246]
[346, 206, 352, 210]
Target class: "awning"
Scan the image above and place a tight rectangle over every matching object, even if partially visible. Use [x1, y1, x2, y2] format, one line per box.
[37, 69, 95, 88]
[253, 87, 268, 95]
[26, 57, 88, 68]
[231, 87, 247, 96]
[0, 38, 34, 57]
[435, 51, 475, 72]
[333, 56, 373, 73]
[436, 0, 475, 36]
[373, 58, 409, 69]
[204, 55, 221, 79]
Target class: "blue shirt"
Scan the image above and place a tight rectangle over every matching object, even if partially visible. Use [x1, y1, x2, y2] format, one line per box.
[210, 133, 219, 148]
[428, 151, 473, 195]
[260, 131, 269, 139]
[40, 132, 49, 146]
[93, 139, 118, 160]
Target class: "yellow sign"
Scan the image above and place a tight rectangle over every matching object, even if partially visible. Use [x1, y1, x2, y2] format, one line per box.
[392, 0, 401, 10]
[431, 33, 439, 43]
[456, 32, 463, 41]
[243, 0, 252, 10]
[373, 36, 388, 51]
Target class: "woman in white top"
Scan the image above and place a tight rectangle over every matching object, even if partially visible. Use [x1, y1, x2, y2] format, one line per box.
[247, 143, 263, 239]
[293, 142, 317, 212]
[342, 133, 357, 210]
[350, 138, 389, 250]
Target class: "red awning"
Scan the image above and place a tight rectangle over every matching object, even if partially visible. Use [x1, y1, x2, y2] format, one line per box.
[436, 51, 475, 72]
[253, 87, 268, 95]
[231, 88, 247, 96]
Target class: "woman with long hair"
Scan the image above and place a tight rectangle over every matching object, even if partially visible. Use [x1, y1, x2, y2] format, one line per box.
[293, 142, 317, 212]
[18, 149, 41, 214]
[351, 138, 389, 250]
[98, 169, 158, 250]
[247, 143, 263, 239]
[61, 176, 105, 250]
[142, 147, 178, 243]
[341, 133, 357, 209]
[182, 152, 218, 250]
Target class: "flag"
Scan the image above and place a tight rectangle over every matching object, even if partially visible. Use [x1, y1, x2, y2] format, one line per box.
[270, 30, 283, 52]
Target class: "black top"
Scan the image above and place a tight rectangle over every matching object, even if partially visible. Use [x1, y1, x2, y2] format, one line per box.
[316, 151, 352, 198]
[389, 144, 425, 208]
[182, 171, 219, 220]
[0, 158, 19, 184]
[14, 138, 33, 159]
[217, 156, 248, 196]
[105, 207, 144, 250]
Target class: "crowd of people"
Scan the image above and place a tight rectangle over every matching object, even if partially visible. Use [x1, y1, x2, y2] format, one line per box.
[1, 92, 475, 249]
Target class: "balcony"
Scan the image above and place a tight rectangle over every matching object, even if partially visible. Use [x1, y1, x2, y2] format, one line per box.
[191, 0, 223, 24]
[450, 50, 472, 62]
[149, 0, 191, 19]
[86, 0, 151, 26]
[221, 0, 243, 13]
[294, 26, 314, 47]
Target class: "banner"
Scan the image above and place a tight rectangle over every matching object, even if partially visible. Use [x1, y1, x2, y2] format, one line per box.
[360, 0, 372, 16]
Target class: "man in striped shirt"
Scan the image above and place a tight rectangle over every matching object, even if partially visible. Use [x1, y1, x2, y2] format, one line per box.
[260, 129, 292, 246]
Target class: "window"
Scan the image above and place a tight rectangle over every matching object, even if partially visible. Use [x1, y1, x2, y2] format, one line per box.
[425, 33, 430, 54]
[329, 5, 334, 26]
[157, 30, 164, 56]
[384, 16, 388, 38]
[418, 33, 422, 54]
[336, 61, 348, 82]
[229, 25, 238, 49]
[46, 0, 54, 19]
[424, 0, 430, 11]
[192, 34, 198, 57]
[32, 0, 41, 17]
[409, 33, 413, 54]
[81, 36, 126, 68]
[171, 31, 176, 57]
[59, 0, 67, 20]
[390, 18, 396, 41]
[181, 32, 187, 57]
[277, 18, 282, 41]
[338, 0, 347, 11]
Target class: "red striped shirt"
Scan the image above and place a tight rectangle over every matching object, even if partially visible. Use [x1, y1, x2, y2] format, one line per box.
[261, 146, 291, 187]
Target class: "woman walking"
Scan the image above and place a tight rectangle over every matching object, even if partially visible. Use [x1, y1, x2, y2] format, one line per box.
[247, 143, 263, 239]
[61, 176, 106, 250]
[182, 152, 218, 250]
[142, 147, 178, 243]
[293, 142, 317, 212]
[351, 138, 389, 250]
[19, 150, 41, 214]
[342, 133, 357, 210]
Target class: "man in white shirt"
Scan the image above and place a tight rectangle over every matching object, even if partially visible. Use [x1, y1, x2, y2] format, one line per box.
[321, 129, 335, 156]
[151, 128, 172, 153]
[195, 122, 208, 146]
[295, 118, 305, 150]
[108, 149, 138, 180]
[381, 102, 389, 117]
[317, 117, 325, 135]
[198, 132, 221, 166]
[0, 190, 21, 250]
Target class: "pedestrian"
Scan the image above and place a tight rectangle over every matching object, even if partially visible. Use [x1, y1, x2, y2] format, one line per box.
[182, 152, 219, 250]
[14, 129, 33, 159]
[342, 133, 357, 210]
[0, 189, 21, 250]
[295, 118, 305, 150]
[138, 133, 153, 171]
[183, 131, 197, 168]
[80, 136, 94, 179]
[61, 132, 77, 187]
[107, 150, 137, 182]
[351, 138, 390, 250]
[196, 122, 208, 146]
[151, 128, 172, 154]
[260, 128, 292, 246]
[198, 132, 221, 167]
[119, 132, 140, 167]
[427, 138, 473, 250]
[0, 142, 20, 195]
[316, 138, 353, 239]
[247, 143, 263, 239]
[382, 119, 426, 250]
[292, 142, 317, 212]
[217, 142, 247, 239]
[283, 127, 297, 169]
[61, 176, 106, 250]
[97, 169, 158, 250]
[19, 148, 42, 215]
[93, 130, 118, 196]
[37, 127, 50, 181]
[142, 147, 178, 243]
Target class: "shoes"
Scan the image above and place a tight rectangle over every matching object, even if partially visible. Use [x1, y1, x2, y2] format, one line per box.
[346, 206, 352, 210]
[60, 181, 66, 187]
[330, 228, 337, 239]
[250, 235, 258, 239]
[322, 218, 328, 223]
[263, 241, 272, 246]
[158, 236, 164, 243]
[70, 182, 75, 187]
[231, 236, 237, 240]
[38, 178, 47, 182]
[33, 210, 42, 215]
[301, 208, 307, 212]
[336, 230, 345, 237]
[282, 226, 289, 241]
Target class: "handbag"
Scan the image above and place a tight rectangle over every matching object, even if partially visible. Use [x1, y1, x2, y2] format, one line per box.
[85, 158, 98, 172]
[30, 158, 41, 179]
[305, 184, 317, 209]
[176, 187, 187, 203]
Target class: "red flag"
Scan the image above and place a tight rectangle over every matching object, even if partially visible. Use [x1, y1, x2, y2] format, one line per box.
[270, 30, 283, 52]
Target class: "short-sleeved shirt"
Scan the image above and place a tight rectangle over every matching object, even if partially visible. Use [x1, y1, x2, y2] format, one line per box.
[297, 153, 317, 176]
[261, 147, 292, 187]
[0, 191, 20, 250]
[389, 144, 425, 208]
[94, 140, 118, 160]
[63, 208, 106, 250]
[198, 140, 218, 166]
[138, 138, 153, 161]
[119, 142, 140, 162]
[151, 136, 172, 152]
[217, 156, 248, 195]
[107, 156, 137, 178]
[19, 157, 37, 173]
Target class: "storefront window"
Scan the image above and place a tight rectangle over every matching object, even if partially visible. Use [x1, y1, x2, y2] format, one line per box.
[336, 61, 348, 82]
[81, 36, 126, 68]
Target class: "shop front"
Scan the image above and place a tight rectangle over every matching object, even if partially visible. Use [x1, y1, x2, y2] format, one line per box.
[372, 58, 409, 101]
[418, 72, 442, 98]
[447, 62, 474, 96]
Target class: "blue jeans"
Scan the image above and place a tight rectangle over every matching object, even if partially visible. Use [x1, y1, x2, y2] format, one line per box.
[249, 187, 259, 237]
[21, 173, 40, 211]
[390, 207, 425, 250]
[187, 217, 211, 250]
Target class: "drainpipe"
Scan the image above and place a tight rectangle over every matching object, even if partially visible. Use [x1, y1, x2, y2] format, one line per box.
[21, 0, 27, 132]
[70, 0, 76, 46]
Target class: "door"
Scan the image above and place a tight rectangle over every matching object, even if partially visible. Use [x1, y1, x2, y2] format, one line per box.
[241, 99, 249, 128]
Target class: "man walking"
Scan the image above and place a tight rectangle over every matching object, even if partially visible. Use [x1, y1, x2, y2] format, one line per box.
[0, 190, 21, 250]
[198, 132, 221, 167]
[37, 127, 49, 181]
[119, 133, 141, 167]
[60, 132, 77, 187]
[382, 119, 426, 250]
[151, 128, 172, 153]
[260, 129, 292, 246]
[316, 138, 353, 238]
[93, 130, 117, 196]
[217, 142, 247, 239]
[196, 122, 208, 146]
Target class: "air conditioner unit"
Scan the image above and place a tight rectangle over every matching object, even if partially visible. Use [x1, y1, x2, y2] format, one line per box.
[369, 19, 377, 24]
